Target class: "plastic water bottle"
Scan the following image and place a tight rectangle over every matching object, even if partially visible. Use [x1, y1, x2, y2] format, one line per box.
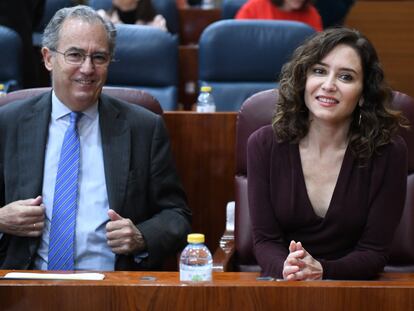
[196, 86, 216, 112]
[179, 233, 212, 282]
[201, 0, 215, 9]
[0, 84, 6, 97]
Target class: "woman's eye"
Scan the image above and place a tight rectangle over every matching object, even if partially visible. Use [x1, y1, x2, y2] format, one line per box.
[312, 68, 325, 75]
[339, 74, 353, 82]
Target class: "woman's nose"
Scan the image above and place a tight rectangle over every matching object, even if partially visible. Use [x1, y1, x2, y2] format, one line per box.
[321, 76, 337, 92]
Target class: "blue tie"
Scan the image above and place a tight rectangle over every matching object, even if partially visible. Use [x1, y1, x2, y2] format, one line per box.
[48, 112, 82, 270]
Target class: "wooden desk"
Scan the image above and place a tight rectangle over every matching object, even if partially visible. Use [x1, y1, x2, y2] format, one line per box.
[1, 271, 414, 310]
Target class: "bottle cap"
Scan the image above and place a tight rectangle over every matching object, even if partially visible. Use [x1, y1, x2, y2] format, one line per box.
[0, 84, 4, 91]
[200, 86, 212, 93]
[187, 233, 205, 243]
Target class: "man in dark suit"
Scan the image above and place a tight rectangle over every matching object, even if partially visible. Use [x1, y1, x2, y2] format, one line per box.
[0, 5, 191, 271]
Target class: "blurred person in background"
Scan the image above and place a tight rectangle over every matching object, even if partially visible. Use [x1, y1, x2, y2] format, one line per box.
[98, 0, 167, 31]
[235, 0, 322, 32]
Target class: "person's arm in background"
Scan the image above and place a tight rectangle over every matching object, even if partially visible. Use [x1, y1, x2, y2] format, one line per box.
[235, 1, 258, 19]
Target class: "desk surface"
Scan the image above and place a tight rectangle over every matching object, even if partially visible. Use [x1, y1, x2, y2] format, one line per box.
[1, 271, 414, 311]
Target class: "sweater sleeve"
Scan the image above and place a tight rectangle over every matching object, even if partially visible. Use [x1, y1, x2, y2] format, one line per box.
[320, 137, 408, 279]
[247, 127, 289, 278]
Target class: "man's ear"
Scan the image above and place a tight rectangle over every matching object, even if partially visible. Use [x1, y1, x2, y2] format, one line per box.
[41, 47, 53, 72]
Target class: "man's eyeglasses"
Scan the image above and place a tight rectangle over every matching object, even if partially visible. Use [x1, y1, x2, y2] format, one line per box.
[50, 49, 111, 66]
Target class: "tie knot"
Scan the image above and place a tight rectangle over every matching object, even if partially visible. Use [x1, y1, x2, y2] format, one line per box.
[69, 112, 82, 125]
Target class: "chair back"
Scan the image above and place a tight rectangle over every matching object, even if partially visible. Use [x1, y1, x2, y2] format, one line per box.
[385, 91, 414, 272]
[32, 0, 74, 46]
[221, 0, 247, 19]
[198, 20, 315, 111]
[235, 89, 414, 272]
[0, 86, 163, 115]
[107, 24, 178, 110]
[0, 26, 22, 92]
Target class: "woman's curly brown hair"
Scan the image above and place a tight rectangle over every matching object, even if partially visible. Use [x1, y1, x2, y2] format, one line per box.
[272, 27, 406, 163]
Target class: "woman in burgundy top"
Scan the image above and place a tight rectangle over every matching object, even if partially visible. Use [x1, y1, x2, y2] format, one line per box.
[247, 28, 408, 280]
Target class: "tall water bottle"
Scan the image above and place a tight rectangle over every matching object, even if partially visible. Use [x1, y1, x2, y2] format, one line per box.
[180, 233, 213, 282]
[196, 86, 216, 112]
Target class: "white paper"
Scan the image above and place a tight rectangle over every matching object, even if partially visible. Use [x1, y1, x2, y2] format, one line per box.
[3, 272, 105, 280]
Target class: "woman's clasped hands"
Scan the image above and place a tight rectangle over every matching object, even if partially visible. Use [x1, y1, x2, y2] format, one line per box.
[282, 240, 323, 281]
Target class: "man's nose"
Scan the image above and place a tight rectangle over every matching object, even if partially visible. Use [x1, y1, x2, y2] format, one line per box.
[79, 55, 95, 72]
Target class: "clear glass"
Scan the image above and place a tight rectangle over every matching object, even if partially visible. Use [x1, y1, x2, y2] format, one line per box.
[179, 242, 212, 282]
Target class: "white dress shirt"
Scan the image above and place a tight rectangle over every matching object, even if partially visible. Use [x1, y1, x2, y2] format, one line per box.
[34, 92, 115, 270]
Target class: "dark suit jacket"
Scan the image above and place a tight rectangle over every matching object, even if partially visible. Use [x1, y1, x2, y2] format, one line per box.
[0, 91, 191, 270]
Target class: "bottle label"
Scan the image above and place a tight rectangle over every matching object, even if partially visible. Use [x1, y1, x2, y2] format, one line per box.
[179, 263, 212, 282]
[196, 105, 216, 113]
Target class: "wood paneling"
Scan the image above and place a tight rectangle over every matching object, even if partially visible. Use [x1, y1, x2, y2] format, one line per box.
[178, 8, 221, 45]
[164, 112, 237, 252]
[178, 45, 199, 110]
[1, 271, 414, 311]
[345, 1, 414, 97]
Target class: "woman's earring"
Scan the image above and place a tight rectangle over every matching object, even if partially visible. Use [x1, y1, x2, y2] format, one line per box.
[358, 98, 363, 126]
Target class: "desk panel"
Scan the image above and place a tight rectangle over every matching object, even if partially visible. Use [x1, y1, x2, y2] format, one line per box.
[164, 112, 237, 254]
[1, 271, 414, 311]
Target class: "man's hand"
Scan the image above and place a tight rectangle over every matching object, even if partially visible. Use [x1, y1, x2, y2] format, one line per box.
[0, 196, 45, 237]
[106, 209, 146, 255]
[283, 240, 323, 281]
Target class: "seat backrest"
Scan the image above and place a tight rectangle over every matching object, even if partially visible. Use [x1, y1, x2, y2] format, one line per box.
[0, 26, 23, 92]
[32, 0, 74, 46]
[107, 24, 178, 110]
[198, 20, 315, 111]
[221, 0, 247, 19]
[235, 89, 414, 272]
[0, 86, 163, 115]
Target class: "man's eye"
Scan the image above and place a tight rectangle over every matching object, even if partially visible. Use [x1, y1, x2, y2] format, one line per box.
[66, 52, 83, 60]
[92, 54, 108, 64]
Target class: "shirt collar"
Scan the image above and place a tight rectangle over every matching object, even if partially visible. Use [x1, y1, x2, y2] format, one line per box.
[51, 90, 99, 122]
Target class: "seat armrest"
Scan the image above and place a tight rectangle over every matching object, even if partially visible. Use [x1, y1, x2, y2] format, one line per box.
[213, 201, 236, 272]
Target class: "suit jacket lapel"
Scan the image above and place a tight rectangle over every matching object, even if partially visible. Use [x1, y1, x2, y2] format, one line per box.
[99, 95, 130, 214]
[18, 92, 51, 199]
